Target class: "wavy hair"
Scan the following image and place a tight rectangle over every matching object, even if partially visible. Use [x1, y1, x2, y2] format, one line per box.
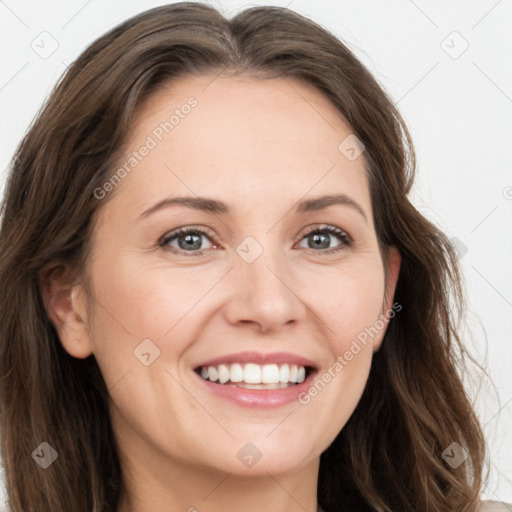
[0, 3, 486, 511]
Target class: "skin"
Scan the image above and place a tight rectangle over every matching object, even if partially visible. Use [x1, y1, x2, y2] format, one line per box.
[43, 73, 401, 512]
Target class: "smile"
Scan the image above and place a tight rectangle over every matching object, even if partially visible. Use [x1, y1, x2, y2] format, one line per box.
[193, 351, 318, 408]
[196, 363, 312, 389]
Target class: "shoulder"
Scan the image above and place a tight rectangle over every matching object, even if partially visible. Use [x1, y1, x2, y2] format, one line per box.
[478, 501, 512, 511]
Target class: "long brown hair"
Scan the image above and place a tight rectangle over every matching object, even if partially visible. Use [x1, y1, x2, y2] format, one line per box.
[0, 3, 486, 511]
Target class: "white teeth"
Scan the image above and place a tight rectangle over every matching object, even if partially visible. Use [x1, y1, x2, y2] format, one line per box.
[261, 364, 280, 384]
[218, 364, 230, 384]
[279, 364, 290, 383]
[244, 363, 261, 384]
[208, 366, 218, 382]
[198, 363, 309, 386]
[230, 363, 243, 382]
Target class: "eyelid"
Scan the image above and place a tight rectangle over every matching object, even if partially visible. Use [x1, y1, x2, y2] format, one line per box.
[158, 224, 217, 246]
[299, 224, 352, 243]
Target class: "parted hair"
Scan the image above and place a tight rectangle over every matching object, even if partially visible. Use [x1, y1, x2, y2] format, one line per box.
[0, 3, 486, 511]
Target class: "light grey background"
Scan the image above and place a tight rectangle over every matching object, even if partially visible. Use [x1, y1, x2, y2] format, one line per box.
[1, 0, 511, 505]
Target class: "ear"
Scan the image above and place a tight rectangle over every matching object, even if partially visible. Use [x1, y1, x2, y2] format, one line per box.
[373, 245, 401, 352]
[40, 262, 94, 359]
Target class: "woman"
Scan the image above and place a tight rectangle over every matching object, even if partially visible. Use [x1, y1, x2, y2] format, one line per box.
[0, 3, 508, 511]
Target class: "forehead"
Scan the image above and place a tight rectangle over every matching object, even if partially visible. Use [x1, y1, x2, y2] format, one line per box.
[132, 73, 353, 151]
[107, 73, 372, 223]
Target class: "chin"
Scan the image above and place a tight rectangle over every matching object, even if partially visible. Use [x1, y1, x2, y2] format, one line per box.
[196, 430, 320, 477]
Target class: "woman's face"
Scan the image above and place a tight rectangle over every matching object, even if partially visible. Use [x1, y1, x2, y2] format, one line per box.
[60, 74, 400, 477]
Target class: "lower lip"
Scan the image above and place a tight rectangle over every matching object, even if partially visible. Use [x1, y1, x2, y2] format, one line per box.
[193, 370, 317, 409]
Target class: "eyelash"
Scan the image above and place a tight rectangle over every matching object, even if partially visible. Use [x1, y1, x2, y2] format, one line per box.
[159, 224, 353, 257]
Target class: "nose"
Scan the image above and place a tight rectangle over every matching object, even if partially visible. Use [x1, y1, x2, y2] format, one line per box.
[223, 244, 307, 334]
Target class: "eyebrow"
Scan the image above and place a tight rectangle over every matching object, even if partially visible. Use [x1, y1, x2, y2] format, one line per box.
[138, 193, 368, 223]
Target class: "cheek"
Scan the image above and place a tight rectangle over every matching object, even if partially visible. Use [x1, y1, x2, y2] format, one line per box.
[86, 256, 200, 339]
[291, 255, 385, 429]
[298, 255, 386, 350]
[83, 254, 222, 385]
[294, 339, 373, 456]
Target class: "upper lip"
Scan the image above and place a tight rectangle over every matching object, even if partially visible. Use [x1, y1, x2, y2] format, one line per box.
[194, 351, 317, 370]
